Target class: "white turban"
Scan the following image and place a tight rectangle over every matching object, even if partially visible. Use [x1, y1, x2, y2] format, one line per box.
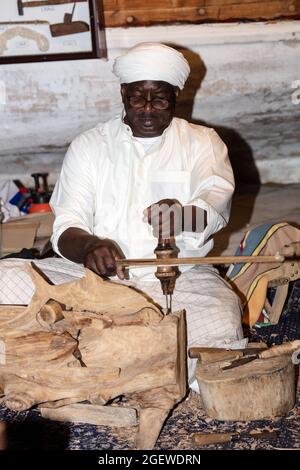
[113, 42, 190, 90]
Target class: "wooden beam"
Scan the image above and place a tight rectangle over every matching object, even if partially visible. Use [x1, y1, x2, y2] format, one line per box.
[40, 403, 138, 427]
[102, 1, 300, 27]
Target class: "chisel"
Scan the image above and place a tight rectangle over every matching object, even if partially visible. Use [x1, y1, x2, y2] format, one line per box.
[188, 346, 267, 364]
[192, 430, 278, 446]
[222, 340, 300, 370]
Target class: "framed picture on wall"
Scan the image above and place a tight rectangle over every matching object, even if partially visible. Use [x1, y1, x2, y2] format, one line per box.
[0, 0, 106, 64]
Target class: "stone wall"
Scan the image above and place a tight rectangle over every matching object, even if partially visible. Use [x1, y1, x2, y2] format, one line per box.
[0, 21, 299, 185]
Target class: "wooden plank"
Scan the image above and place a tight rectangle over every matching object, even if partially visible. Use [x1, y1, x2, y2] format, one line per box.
[40, 403, 138, 427]
[102, 1, 300, 27]
[175, 310, 187, 399]
[104, 0, 263, 8]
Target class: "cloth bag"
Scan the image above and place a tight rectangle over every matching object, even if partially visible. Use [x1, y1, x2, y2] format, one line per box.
[226, 222, 300, 326]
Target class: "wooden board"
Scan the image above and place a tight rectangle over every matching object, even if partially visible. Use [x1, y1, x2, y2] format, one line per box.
[102, 1, 300, 27]
[40, 403, 137, 427]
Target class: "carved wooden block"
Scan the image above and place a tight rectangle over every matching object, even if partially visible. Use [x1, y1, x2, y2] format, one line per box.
[0, 264, 187, 449]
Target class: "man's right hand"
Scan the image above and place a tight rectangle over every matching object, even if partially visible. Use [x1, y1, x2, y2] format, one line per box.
[57, 228, 125, 280]
[84, 239, 125, 280]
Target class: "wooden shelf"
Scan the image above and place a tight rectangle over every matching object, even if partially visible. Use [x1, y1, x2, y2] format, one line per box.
[102, 1, 300, 27]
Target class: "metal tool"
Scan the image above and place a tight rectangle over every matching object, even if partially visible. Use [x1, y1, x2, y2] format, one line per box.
[188, 346, 267, 361]
[154, 238, 180, 314]
[50, 3, 90, 37]
[17, 0, 87, 16]
[151, 211, 180, 313]
[192, 430, 278, 446]
[222, 340, 300, 370]
[0, 21, 49, 26]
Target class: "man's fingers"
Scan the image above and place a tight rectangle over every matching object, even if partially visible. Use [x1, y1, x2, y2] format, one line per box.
[103, 256, 115, 274]
[85, 253, 102, 276]
[112, 249, 125, 280]
[94, 255, 107, 277]
[85, 248, 107, 277]
[84, 242, 125, 279]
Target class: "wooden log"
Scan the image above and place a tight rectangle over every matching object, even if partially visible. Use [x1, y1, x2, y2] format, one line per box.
[0, 266, 187, 449]
[40, 403, 137, 427]
[3, 331, 77, 367]
[36, 299, 64, 328]
[0, 366, 121, 411]
[196, 355, 295, 420]
[136, 407, 169, 450]
[78, 315, 178, 370]
[27, 265, 163, 320]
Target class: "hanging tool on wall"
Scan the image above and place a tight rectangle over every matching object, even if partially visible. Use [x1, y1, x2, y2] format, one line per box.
[117, 243, 300, 314]
[17, 0, 87, 16]
[50, 3, 89, 37]
[0, 21, 49, 26]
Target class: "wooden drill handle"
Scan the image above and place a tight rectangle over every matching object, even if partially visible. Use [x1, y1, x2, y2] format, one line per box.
[259, 340, 300, 359]
[116, 254, 285, 268]
[188, 347, 242, 363]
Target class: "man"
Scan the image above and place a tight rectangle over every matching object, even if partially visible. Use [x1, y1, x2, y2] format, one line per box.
[50, 43, 246, 390]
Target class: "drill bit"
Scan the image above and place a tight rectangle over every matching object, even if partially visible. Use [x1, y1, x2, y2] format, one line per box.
[169, 293, 173, 314]
[165, 292, 168, 312]
[165, 293, 173, 314]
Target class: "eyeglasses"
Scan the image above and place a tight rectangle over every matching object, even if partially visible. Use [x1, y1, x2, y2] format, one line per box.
[127, 95, 171, 110]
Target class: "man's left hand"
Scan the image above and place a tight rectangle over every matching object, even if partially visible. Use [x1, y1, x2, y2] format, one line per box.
[143, 199, 183, 239]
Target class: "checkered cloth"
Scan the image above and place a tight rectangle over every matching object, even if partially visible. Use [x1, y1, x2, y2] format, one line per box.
[0, 258, 84, 304]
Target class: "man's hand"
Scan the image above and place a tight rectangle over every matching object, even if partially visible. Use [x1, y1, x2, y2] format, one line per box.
[84, 239, 125, 280]
[143, 199, 183, 239]
[143, 200, 207, 239]
[58, 228, 125, 280]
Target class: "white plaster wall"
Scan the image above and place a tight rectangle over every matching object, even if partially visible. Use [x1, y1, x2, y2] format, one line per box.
[0, 21, 299, 185]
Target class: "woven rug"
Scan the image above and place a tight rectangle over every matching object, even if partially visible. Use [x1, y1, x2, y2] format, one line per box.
[0, 280, 299, 450]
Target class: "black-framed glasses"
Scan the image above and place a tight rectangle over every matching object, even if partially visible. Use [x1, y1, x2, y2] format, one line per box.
[128, 96, 171, 110]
